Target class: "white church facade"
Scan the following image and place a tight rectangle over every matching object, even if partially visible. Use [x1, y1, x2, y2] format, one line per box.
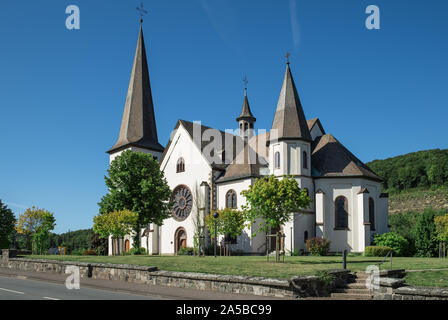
[107, 25, 389, 256]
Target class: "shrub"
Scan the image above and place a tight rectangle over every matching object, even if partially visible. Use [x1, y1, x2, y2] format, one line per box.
[364, 246, 393, 257]
[71, 248, 85, 256]
[177, 247, 194, 255]
[83, 249, 97, 256]
[415, 210, 438, 257]
[129, 247, 147, 255]
[306, 237, 331, 256]
[315, 270, 336, 286]
[373, 232, 409, 256]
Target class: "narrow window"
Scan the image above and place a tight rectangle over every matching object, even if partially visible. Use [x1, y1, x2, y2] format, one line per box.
[335, 196, 348, 229]
[304, 231, 309, 243]
[275, 152, 280, 169]
[226, 190, 237, 209]
[303, 151, 308, 169]
[369, 197, 375, 231]
[176, 157, 185, 173]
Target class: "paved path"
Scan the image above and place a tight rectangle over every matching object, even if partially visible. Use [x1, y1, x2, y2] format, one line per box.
[0, 267, 283, 300]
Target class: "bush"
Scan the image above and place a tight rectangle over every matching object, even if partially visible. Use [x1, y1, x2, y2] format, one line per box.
[83, 249, 97, 256]
[415, 210, 438, 257]
[177, 247, 194, 256]
[306, 237, 331, 256]
[315, 270, 336, 286]
[364, 246, 393, 257]
[373, 232, 409, 256]
[129, 247, 147, 255]
[71, 248, 85, 256]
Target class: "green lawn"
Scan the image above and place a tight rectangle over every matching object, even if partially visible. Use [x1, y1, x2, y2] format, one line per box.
[405, 270, 448, 288]
[23, 255, 448, 279]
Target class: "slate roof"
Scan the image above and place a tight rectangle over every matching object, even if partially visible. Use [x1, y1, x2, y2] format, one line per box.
[270, 64, 312, 142]
[311, 134, 382, 181]
[307, 118, 326, 136]
[216, 133, 270, 183]
[161, 120, 244, 171]
[236, 90, 256, 122]
[107, 26, 164, 154]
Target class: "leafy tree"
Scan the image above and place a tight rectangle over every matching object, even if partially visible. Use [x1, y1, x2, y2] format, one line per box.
[205, 208, 246, 240]
[93, 209, 138, 255]
[414, 209, 438, 257]
[98, 150, 172, 248]
[434, 215, 448, 242]
[16, 207, 56, 255]
[241, 175, 311, 262]
[241, 175, 311, 233]
[0, 200, 16, 249]
[89, 233, 108, 256]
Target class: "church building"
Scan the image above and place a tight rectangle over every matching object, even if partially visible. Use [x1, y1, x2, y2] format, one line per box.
[107, 25, 389, 255]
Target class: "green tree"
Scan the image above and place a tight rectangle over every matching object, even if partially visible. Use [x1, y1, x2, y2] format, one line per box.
[205, 208, 246, 240]
[373, 232, 409, 256]
[434, 214, 448, 242]
[241, 175, 311, 262]
[98, 150, 172, 248]
[16, 207, 56, 255]
[0, 200, 16, 249]
[414, 209, 438, 257]
[93, 209, 139, 255]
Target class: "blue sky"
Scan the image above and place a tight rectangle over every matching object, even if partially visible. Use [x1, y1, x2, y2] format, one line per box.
[0, 1, 447, 233]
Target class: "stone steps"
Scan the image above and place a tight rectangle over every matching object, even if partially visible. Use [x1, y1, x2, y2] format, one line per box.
[329, 273, 373, 300]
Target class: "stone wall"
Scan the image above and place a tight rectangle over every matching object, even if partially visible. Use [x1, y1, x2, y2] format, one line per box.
[372, 269, 448, 300]
[0, 251, 350, 298]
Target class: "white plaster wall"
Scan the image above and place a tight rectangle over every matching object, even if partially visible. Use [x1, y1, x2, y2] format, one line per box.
[159, 124, 213, 255]
[315, 178, 388, 253]
[216, 178, 266, 254]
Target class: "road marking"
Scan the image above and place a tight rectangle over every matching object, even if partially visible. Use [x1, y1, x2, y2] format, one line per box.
[43, 296, 60, 300]
[0, 288, 25, 295]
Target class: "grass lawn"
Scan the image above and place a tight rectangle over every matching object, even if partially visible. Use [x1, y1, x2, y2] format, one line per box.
[405, 270, 448, 288]
[23, 255, 448, 279]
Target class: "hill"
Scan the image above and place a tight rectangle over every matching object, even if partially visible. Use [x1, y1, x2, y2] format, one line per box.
[366, 149, 448, 213]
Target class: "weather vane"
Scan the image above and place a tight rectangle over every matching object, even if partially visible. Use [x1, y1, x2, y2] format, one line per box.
[137, 1, 148, 23]
[286, 52, 291, 64]
[243, 75, 248, 92]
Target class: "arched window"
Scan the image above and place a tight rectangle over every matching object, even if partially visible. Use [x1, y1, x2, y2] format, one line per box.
[304, 231, 309, 243]
[176, 157, 185, 173]
[244, 122, 248, 131]
[303, 151, 308, 169]
[335, 196, 348, 229]
[275, 152, 281, 169]
[369, 197, 375, 231]
[249, 123, 254, 129]
[226, 190, 237, 209]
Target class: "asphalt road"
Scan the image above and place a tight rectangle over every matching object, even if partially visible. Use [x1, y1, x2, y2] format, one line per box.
[0, 275, 158, 300]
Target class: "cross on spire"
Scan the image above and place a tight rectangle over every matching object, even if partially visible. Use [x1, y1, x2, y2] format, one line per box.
[137, 1, 148, 23]
[243, 75, 248, 94]
[286, 52, 291, 65]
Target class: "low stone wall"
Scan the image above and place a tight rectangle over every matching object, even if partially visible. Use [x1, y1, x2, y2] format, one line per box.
[0, 250, 350, 298]
[372, 269, 448, 300]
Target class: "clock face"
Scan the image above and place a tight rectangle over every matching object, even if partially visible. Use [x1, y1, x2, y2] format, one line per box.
[171, 185, 193, 221]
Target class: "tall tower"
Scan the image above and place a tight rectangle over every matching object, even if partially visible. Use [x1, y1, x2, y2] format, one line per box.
[236, 88, 256, 139]
[107, 24, 164, 162]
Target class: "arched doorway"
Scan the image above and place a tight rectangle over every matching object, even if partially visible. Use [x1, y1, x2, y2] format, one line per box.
[124, 240, 130, 253]
[174, 227, 187, 254]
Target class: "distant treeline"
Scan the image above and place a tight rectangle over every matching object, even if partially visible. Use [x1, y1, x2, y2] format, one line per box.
[367, 149, 448, 192]
[12, 228, 107, 255]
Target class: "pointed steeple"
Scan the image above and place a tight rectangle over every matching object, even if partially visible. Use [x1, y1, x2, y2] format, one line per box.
[270, 63, 312, 142]
[107, 25, 164, 154]
[236, 89, 256, 122]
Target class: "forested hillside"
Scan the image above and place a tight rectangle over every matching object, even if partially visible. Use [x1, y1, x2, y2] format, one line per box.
[367, 149, 448, 192]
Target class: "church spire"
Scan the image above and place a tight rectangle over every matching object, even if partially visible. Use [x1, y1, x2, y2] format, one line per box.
[237, 76, 256, 138]
[107, 25, 164, 154]
[270, 62, 312, 142]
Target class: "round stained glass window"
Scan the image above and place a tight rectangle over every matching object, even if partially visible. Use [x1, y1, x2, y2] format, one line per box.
[171, 185, 193, 221]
